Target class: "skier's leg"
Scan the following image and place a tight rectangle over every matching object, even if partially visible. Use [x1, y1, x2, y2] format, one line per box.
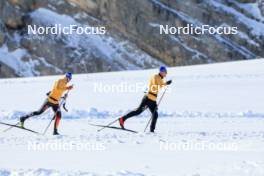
[20, 99, 50, 122]
[149, 102, 158, 132]
[123, 96, 148, 121]
[119, 96, 148, 129]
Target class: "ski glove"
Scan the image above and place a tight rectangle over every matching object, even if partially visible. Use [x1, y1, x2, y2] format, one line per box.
[67, 85, 74, 90]
[166, 80, 172, 85]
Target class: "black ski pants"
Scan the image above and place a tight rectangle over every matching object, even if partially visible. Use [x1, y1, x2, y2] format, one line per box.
[123, 96, 158, 132]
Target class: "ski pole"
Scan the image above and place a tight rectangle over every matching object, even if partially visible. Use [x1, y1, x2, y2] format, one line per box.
[42, 115, 54, 135]
[144, 86, 168, 132]
[97, 118, 119, 132]
[42, 90, 70, 135]
[2, 122, 19, 132]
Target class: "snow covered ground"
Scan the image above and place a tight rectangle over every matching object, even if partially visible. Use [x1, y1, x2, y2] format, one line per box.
[0, 59, 264, 175]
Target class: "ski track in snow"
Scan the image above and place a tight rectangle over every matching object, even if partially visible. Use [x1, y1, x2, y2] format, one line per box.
[0, 118, 264, 176]
[0, 59, 263, 175]
[0, 168, 145, 176]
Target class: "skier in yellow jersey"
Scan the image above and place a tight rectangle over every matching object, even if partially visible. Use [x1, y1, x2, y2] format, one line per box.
[119, 66, 172, 132]
[19, 72, 74, 135]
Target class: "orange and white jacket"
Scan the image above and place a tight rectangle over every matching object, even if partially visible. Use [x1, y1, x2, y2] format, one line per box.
[147, 74, 167, 101]
[48, 78, 69, 104]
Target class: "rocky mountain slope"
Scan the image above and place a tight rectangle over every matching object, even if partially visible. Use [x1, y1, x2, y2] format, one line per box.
[0, 0, 263, 78]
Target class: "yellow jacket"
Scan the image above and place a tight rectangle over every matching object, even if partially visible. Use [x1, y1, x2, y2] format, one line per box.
[48, 78, 68, 104]
[147, 74, 167, 101]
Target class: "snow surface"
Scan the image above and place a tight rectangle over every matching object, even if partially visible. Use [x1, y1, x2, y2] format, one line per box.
[0, 59, 264, 175]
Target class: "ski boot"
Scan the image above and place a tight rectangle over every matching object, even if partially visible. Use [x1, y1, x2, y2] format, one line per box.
[19, 117, 26, 128]
[119, 117, 125, 129]
[53, 129, 60, 135]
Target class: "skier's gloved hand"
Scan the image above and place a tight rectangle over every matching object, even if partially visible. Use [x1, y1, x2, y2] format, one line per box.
[166, 80, 172, 85]
[67, 85, 74, 90]
[64, 93, 68, 99]
[63, 103, 68, 112]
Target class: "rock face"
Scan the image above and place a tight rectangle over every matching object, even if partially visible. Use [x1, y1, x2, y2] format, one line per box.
[0, 20, 5, 46]
[237, 0, 256, 2]
[0, 0, 25, 29]
[0, 0, 162, 77]
[0, 0, 264, 78]
[260, 0, 264, 16]
[0, 63, 17, 78]
[67, 0, 264, 65]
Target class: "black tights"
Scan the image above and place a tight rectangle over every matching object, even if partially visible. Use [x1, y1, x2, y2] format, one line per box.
[123, 96, 158, 131]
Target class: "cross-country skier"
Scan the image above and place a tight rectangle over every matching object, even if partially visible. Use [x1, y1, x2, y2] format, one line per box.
[118, 66, 172, 132]
[19, 72, 74, 135]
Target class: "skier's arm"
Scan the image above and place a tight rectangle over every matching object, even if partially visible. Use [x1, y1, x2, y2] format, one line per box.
[158, 77, 167, 87]
[158, 78, 172, 87]
[66, 85, 73, 90]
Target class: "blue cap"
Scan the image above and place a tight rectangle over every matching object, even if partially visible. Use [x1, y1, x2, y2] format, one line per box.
[159, 66, 167, 73]
[65, 72, 72, 80]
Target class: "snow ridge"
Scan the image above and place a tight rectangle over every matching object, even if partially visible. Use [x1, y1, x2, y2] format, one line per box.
[0, 109, 263, 120]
